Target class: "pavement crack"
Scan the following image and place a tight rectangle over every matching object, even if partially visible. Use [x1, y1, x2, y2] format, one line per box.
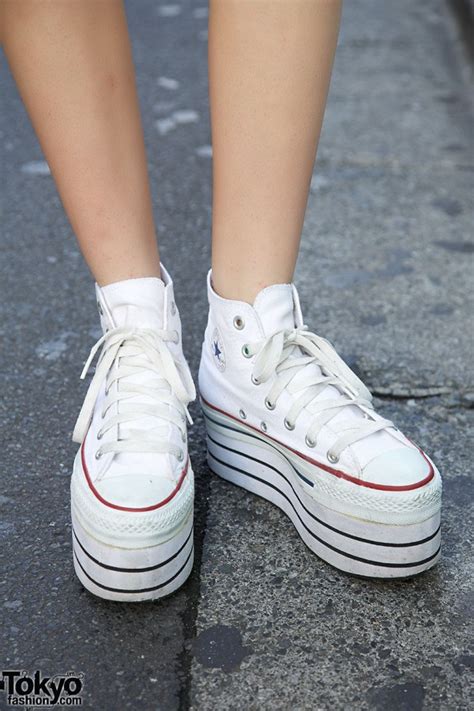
[176, 425, 212, 711]
[372, 387, 474, 409]
[372, 386, 453, 399]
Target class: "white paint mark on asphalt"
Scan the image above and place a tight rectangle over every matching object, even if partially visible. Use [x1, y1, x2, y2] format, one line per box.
[157, 76, 180, 90]
[47, 256, 57, 264]
[173, 110, 199, 124]
[36, 332, 72, 361]
[155, 110, 199, 135]
[155, 117, 177, 135]
[195, 145, 213, 158]
[157, 4, 182, 17]
[310, 174, 330, 192]
[21, 160, 50, 176]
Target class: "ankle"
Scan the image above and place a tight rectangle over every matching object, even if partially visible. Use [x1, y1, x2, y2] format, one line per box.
[92, 246, 161, 288]
[96, 261, 161, 288]
[210, 266, 293, 305]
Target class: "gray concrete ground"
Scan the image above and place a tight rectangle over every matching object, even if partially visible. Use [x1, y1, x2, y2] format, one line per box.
[0, 1, 472, 709]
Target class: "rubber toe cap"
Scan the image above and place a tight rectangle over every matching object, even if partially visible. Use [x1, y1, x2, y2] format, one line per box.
[95, 473, 179, 509]
[362, 447, 432, 489]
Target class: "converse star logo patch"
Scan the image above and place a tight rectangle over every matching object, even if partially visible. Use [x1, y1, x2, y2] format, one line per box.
[211, 328, 226, 371]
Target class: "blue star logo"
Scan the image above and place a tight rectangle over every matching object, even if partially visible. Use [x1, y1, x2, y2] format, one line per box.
[211, 329, 226, 371]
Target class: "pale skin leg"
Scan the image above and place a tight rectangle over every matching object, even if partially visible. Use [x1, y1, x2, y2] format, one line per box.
[1, 0, 341, 295]
[209, 0, 342, 303]
[0, 0, 160, 286]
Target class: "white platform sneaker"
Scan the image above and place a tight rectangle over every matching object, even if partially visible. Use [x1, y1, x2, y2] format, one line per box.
[199, 271, 442, 578]
[71, 267, 195, 601]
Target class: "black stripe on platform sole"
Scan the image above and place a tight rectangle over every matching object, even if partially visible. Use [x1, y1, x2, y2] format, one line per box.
[207, 445, 440, 570]
[73, 545, 194, 595]
[205, 430, 440, 549]
[72, 524, 193, 573]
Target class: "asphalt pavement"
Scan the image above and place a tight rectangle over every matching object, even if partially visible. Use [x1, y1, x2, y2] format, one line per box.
[1, 1, 473, 709]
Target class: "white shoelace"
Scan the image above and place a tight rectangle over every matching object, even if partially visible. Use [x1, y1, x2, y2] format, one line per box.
[73, 327, 196, 460]
[245, 327, 393, 462]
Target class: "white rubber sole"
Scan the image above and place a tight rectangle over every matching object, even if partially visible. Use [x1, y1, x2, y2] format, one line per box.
[202, 401, 441, 579]
[71, 509, 194, 602]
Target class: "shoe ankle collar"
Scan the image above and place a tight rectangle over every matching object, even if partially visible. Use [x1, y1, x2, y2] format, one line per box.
[206, 269, 304, 335]
[95, 263, 177, 332]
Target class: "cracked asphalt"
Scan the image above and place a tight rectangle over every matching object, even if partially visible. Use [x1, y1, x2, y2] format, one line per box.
[1, 1, 473, 709]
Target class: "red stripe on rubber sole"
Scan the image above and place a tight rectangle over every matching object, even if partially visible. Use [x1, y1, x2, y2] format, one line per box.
[200, 395, 434, 492]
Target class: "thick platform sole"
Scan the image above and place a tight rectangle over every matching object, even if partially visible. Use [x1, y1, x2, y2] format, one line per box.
[203, 404, 441, 579]
[71, 510, 194, 602]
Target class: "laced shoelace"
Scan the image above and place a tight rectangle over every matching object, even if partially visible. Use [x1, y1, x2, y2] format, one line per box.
[243, 326, 393, 463]
[73, 327, 196, 461]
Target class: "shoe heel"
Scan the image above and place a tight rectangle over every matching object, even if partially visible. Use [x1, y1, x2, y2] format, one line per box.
[71, 511, 194, 602]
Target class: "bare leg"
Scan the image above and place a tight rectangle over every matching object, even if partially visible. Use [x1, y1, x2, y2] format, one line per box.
[209, 0, 341, 302]
[0, 0, 160, 286]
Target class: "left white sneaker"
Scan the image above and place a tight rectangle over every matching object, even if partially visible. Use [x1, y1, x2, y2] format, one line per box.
[71, 267, 196, 601]
[199, 271, 442, 578]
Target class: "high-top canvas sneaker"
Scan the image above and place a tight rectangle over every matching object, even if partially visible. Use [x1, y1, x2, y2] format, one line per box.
[199, 271, 442, 578]
[71, 266, 195, 601]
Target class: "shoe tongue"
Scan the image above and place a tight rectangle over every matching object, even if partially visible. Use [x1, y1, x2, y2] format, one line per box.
[99, 277, 165, 330]
[253, 284, 296, 335]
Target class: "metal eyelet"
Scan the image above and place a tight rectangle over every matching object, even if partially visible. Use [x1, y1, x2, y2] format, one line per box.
[251, 374, 260, 385]
[242, 344, 252, 358]
[327, 451, 339, 464]
[239, 409, 247, 420]
[178, 450, 185, 462]
[260, 421, 268, 432]
[97, 429, 103, 440]
[305, 435, 316, 448]
[265, 397, 275, 410]
[233, 316, 245, 330]
[95, 450, 103, 460]
[284, 418, 295, 431]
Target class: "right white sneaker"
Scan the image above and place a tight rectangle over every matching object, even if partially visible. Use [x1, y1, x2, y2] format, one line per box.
[199, 272, 442, 578]
[70, 267, 195, 601]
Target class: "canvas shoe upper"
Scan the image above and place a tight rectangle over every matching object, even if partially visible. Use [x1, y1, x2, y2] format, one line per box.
[199, 270, 435, 495]
[72, 266, 195, 510]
